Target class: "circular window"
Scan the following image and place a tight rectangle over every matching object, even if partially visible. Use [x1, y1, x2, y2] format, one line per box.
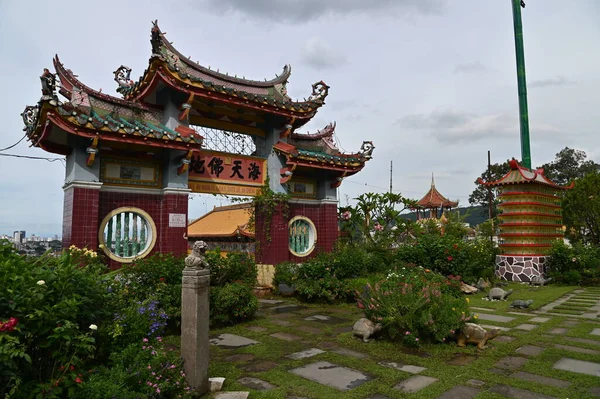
[98, 207, 157, 263]
[288, 216, 317, 257]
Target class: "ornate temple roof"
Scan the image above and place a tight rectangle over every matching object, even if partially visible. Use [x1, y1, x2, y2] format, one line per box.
[478, 159, 575, 190]
[415, 175, 458, 209]
[21, 56, 203, 155]
[119, 21, 328, 121]
[273, 125, 374, 186]
[187, 203, 253, 239]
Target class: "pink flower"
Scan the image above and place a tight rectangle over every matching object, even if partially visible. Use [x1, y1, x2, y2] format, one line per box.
[374, 223, 384, 231]
[415, 338, 419, 342]
[405, 331, 410, 335]
[447, 256, 453, 261]
[156, 388, 161, 394]
[148, 365, 152, 369]
[143, 338, 149, 343]
[341, 211, 351, 220]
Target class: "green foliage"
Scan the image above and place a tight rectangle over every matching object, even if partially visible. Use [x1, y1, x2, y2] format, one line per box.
[357, 266, 471, 343]
[539, 147, 600, 186]
[73, 338, 198, 399]
[547, 241, 600, 285]
[273, 261, 299, 287]
[0, 244, 110, 398]
[210, 283, 258, 326]
[339, 192, 417, 246]
[293, 252, 352, 303]
[205, 250, 257, 287]
[469, 160, 510, 217]
[394, 234, 496, 282]
[562, 171, 600, 245]
[118, 253, 185, 325]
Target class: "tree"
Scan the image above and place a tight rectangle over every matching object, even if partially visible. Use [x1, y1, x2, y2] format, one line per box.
[468, 160, 510, 217]
[538, 147, 600, 186]
[562, 171, 600, 245]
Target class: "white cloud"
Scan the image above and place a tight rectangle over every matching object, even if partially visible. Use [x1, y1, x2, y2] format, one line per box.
[529, 76, 575, 88]
[301, 37, 347, 70]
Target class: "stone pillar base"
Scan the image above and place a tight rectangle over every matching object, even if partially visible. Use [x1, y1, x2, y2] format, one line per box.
[495, 255, 548, 282]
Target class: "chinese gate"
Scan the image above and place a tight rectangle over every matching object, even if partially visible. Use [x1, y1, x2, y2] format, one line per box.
[21, 22, 373, 269]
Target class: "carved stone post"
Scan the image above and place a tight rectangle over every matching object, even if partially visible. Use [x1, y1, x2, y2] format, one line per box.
[181, 241, 211, 394]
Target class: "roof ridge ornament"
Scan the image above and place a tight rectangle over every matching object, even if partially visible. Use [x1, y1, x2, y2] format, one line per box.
[113, 65, 134, 96]
[360, 141, 375, 160]
[40, 68, 57, 103]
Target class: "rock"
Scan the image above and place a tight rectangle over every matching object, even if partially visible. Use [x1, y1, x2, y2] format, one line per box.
[461, 282, 479, 295]
[353, 318, 382, 343]
[457, 323, 500, 350]
[476, 278, 490, 291]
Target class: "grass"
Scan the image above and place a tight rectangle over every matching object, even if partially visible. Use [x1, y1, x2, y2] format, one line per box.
[196, 285, 600, 398]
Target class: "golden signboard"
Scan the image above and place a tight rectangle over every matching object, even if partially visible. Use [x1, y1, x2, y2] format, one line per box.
[188, 150, 266, 196]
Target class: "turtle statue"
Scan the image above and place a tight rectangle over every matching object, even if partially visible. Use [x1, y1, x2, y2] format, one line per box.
[487, 287, 514, 301]
[510, 299, 533, 309]
[457, 323, 500, 350]
[352, 318, 382, 343]
[494, 281, 509, 287]
[530, 276, 552, 286]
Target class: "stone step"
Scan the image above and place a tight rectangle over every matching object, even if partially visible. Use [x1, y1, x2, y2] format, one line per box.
[553, 357, 600, 376]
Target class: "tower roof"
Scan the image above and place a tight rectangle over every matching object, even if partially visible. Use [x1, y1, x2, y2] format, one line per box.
[477, 159, 575, 189]
[416, 175, 458, 209]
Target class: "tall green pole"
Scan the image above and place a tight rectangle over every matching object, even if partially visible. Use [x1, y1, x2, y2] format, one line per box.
[511, 0, 532, 169]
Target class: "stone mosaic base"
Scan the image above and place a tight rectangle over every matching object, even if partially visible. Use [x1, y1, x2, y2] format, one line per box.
[495, 255, 547, 282]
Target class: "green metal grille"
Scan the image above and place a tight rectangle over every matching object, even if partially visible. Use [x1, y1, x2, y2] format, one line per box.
[104, 211, 150, 258]
[289, 219, 312, 254]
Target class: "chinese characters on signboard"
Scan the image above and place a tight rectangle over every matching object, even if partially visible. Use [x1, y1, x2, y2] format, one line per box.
[188, 151, 266, 195]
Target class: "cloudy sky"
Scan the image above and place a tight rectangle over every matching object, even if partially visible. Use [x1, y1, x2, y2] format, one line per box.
[1, 0, 599, 237]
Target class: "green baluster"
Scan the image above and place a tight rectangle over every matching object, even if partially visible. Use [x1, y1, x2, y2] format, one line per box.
[115, 214, 122, 257]
[303, 222, 309, 251]
[106, 218, 113, 252]
[140, 219, 147, 250]
[123, 212, 130, 257]
[132, 213, 139, 255]
[289, 225, 294, 251]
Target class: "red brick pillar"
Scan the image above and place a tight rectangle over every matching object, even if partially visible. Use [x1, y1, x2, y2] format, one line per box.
[288, 200, 339, 262]
[62, 183, 102, 250]
[255, 204, 289, 265]
[158, 191, 189, 256]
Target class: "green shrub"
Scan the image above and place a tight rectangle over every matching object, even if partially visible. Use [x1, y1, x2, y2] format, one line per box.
[210, 283, 258, 326]
[273, 261, 299, 287]
[357, 266, 471, 343]
[74, 337, 198, 399]
[205, 250, 257, 286]
[0, 245, 111, 398]
[547, 241, 600, 285]
[292, 253, 353, 302]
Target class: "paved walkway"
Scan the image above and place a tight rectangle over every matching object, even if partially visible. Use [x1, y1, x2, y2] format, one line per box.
[210, 288, 600, 398]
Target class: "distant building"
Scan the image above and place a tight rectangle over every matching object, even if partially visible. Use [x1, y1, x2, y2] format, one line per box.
[13, 230, 26, 244]
[412, 175, 458, 220]
[187, 203, 254, 255]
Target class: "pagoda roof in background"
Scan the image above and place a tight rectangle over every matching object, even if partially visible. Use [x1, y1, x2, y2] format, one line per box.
[477, 159, 575, 190]
[415, 175, 459, 209]
[187, 203, 253, 239]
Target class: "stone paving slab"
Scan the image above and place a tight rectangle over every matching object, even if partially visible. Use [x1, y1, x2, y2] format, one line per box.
[378, 361, 426, 374]
[528, 317, 550, 323]
[296, 326, 323, 335]
[331, 347, 369, 359]
[271, 319, 292, 327]
[394, 375, 438, 393]
[511, 371, 571, 389]
[225, 354, 256, 362]
[366, 395, 392, 399]
[553, 357, 600, 376]
[470, 307, 496, 312]
[237, 377, 277, 391]
[515, 323, 538, 331]
[258, 299, 284, 305]
[554, 343, 600, 355]
[446, 353, 477, 366]
[475, 313, 516, 323]
[242, 361, 279, 372]
[589, 387, 600, 397]
[515, 345, 545, 357]
[480, 324, 511, 332]
[466, 379, 486, 388]
[214, 392, 249, 399]
[272, 305, 307, 313]
[210, 334, 260, 348]
[289, 361, 373, 391]
[494, 335, 516, 343]
[569, 337, 600, 346]
[437, 385, 479, 399]
[494, 356, 528, 370]
[489, 384, 555, 399]
[270, 332, 302, 341]
[548, 327, 568, 335]
[561, 320, 579, 326]
[246, 326, 268, 333]
[304, 315, 349, 324]
[591, 328, 600, 336]
[286, 348, 325, 360]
